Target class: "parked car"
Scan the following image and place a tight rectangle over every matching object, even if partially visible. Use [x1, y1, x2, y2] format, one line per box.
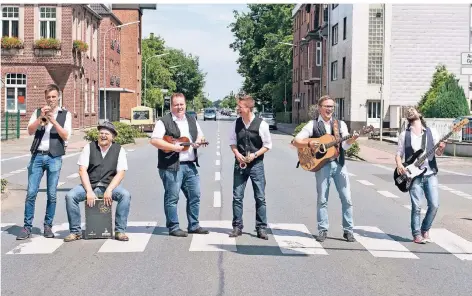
[186, 111, 197, 120]
[260, 112, 277, 130]
[203, 108, 217, 121]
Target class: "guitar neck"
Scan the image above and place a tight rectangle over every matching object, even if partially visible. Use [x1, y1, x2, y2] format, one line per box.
[416, 131, 452, 163]
[325, 134, 351, 149]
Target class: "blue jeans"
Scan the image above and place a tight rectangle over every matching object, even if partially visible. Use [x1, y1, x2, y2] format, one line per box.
[23, 153, 63, 230]
[232, 159, 267, 230]
[65, 184, 131, 234]
[409, 174, 439, 237]
[315, 160, 354, 233]
[159, 163, 202, 232]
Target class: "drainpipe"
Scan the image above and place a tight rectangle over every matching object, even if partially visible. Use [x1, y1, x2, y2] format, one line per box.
[327, 4, 331, 95]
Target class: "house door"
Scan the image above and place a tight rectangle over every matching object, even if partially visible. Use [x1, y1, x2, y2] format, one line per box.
[367, 101, 381, 128]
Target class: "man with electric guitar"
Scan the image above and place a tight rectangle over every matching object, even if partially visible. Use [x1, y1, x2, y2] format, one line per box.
[394, 107, 454, 244]
[292, 95, 361, 243]
[150, 93, 210, 237]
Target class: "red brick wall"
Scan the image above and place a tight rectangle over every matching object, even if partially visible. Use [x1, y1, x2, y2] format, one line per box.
[98, 15, 121, 89]
[1, 4, 99, 130]
[112, 8, 141, 120]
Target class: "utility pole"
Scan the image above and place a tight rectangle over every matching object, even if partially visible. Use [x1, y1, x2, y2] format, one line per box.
[379, 3, 386, 142]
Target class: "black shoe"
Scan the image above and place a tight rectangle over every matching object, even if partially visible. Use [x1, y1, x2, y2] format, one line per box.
[228, 227, 242, 237]
[16, 228, 31, 240]
[343, 231, 355, 242]
[43, 225, 55, 238]
[189, 227, 209, 234]
[316, 230, 327, 242]
[169, 229, 188, 237]
[257, 229, 268, 240]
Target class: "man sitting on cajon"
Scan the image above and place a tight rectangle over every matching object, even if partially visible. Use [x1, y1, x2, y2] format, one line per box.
[63, 121, 131, 242]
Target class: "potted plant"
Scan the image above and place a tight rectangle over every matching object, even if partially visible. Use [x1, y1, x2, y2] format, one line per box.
[34, 38, 61, 56]
[1, 36, 24, 55]
[73, 40, 88, 53]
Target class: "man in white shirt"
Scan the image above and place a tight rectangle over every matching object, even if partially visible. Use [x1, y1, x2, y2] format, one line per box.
[150, 93, 209, 237]
[395, 107, 445, 244]
[17, 84, 72, 240]
[292, 95, 359, 243]
[63, 121, 131, 242]
[228, 94, 272, 240]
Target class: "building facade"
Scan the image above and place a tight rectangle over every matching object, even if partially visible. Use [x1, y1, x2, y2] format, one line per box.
[112, 4, 156, 120]
[1, 4, 101, 129]
[328, 4, 470, 131]
[291, 4, 330, 124]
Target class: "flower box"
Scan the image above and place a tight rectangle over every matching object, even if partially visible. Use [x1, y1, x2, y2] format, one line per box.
[1, 36, 24, 49]
[73, 40, 88, 53]
[34, 38, 61, 50]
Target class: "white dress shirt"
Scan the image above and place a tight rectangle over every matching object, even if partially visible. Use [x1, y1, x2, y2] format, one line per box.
[228, 113, 272, 150]
[396, 127, 440, 175]
[151, 113, 204, 162]
[77, 142, 128, 171]
[295, 117, 352, 151]
[28, 107, 72, 151]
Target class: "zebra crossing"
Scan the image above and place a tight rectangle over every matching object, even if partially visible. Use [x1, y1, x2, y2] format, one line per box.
[2, 221, 472, 261]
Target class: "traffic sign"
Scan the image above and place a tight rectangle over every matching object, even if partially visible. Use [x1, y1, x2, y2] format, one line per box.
[461, 52, 472, 65]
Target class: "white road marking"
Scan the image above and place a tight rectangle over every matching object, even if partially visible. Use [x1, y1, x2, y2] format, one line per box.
[11, 168, 26, 174]
[1, 154, 30, 162]
[438, 184, 453, 191]
[6, 223, 70, 255]
[62, 152, 81, 159]
[1, 223, 15, 233]
[1, 173, 13, 178]
[353, 226, 418, 259]
[371, 164, 393, 171]
[377, 190, 399, 198]
[126, 149, 135, 152]
[449, 190, 472, 199]
[217, 140, 220, 144]
[67, 173, 80, 179]
[98, 221, 157, 253]
[357, 180, 374, 186]
[189, 220, 237, 252]
[57, 182, 66, 187]
[403, 205, 426, 215]
[440, 169, 472, 177]
[348, 173, 356, 177]
[215, 172, 220, 181]
[213, 191, 221, 207]
[217, 145, 220, 149]
[429, 228, 472, 261]
[216, 159, 220, 166]
[216, 151, 220, 156]
[269, 223, 328, 255]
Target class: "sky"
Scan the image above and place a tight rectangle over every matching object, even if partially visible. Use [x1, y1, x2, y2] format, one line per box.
[141, 4, 249, 101]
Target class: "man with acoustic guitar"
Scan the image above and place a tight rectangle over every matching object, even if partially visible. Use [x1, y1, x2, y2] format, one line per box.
[395, 107, 445, 244]
[150, 93, 210, 237]
[292, 95, 358, 243]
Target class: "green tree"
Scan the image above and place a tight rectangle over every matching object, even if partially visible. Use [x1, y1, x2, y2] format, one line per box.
[417, 64, 454, 115]
[425, 75, 470, 118]
[229, 4, 294, 112]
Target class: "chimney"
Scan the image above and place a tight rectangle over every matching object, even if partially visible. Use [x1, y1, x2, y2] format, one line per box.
[150, 32, 154, 39]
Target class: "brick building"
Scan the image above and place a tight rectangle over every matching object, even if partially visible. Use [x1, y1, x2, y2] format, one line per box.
[291, 4, 329, 124]
[1, 4, 101, 129]
[112, 4, 156, 120]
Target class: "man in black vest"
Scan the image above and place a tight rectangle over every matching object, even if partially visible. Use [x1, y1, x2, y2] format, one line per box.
[63, 121, 131, 242]
[292, 95, 359, 243]
[395, 107, 445, 244]
[228, 94, 272, 240]
[17, 84, 72, 240]
[150, 93, 209, 237]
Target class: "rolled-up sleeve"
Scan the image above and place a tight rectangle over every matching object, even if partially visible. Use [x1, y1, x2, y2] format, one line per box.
[259, 121, 272, 149]
[117, 147, 128, 171]
[196, 121, 204, 139]
[151, 120, 165, 139]
[294, 121, 314, 140]
[396, 131, 406, 157]
[340, 121, 352, 151]
[228, 120, 237, 146]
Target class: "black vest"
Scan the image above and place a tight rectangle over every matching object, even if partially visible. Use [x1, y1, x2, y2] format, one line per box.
[235, 116, 264, 163]
[157, 113, 199, 171]
[87, 141, 121, 189]
[404, 126, 438, 174]
[30, 108, 68, 157]
[312, 118, 345, 166]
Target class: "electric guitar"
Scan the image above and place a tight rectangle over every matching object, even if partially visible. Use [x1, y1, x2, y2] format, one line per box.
[297, 125, 374, 172]
[162, 135, 209, 153]
[393, 118, 469, 192]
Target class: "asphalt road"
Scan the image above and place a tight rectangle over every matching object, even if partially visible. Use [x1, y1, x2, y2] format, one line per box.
[1, 118, 472, 296]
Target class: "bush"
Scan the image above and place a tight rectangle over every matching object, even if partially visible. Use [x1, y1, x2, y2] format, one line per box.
[346, 141, 360, 157]
[424, 75, 470, 118]
[292, 121, 308, 136]
[1, 179, 7, 194]
[84, 122, 148, 145]
[418, 64, 452, 115]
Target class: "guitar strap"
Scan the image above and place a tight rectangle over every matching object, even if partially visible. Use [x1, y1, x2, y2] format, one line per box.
[421, 131, 426, 151]
[332, 119, 341, 151]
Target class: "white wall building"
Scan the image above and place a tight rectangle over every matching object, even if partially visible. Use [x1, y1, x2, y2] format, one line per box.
[329, 4, 470, 131]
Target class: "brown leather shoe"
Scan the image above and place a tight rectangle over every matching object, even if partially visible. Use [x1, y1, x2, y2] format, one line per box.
[229, 227, 242, 237]
[115, 232, 129, 241]
[257, 229, 268, 240]
[63, 233, 82, 242]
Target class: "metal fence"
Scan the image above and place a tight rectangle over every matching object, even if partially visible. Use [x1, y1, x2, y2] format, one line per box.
[1, 111, 21, 141]
[400, 117, 472, 143]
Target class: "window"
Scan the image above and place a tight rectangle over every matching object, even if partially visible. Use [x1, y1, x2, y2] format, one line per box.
[2, 6, 19, 38]
[91, 81, 95, 112]
[86, 19, 90, 56]
[39, 7, 56, 39]
[342, 57, 346, 79]
[332, 24, 338, 45]
[5, 74, 27, 113]
[316, 41, 322, 66]
[84, 78, 88, 112]
[335, 98, 345, 119]
[323, 5, 328, 23]
[331, 61, 338, 81]
[93, 24, 97, 59]
[368, 101, 381, 119]
[343, 17, 347, 40]
[368, 8, 384, 84]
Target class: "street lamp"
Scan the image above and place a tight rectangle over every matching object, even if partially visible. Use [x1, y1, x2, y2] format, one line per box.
[143, 53, 169, 106]
[103, 20, 140, 121]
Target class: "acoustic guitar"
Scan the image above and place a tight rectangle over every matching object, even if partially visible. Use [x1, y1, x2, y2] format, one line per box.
[297, 125, 374, 172]
[393, 118, 469, 192]
[162, 135, 209, 153]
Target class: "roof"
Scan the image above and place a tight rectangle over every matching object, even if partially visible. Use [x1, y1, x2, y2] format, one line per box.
[100, 88, 135, 93]
[111, 4, 157, 11]
[292, 4, 302, 17]
[83, 4, 102, 20]
[88, 4, 122, 25]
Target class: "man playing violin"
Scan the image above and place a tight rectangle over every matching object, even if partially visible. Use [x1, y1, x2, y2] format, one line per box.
[150, 93, 210, 237]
